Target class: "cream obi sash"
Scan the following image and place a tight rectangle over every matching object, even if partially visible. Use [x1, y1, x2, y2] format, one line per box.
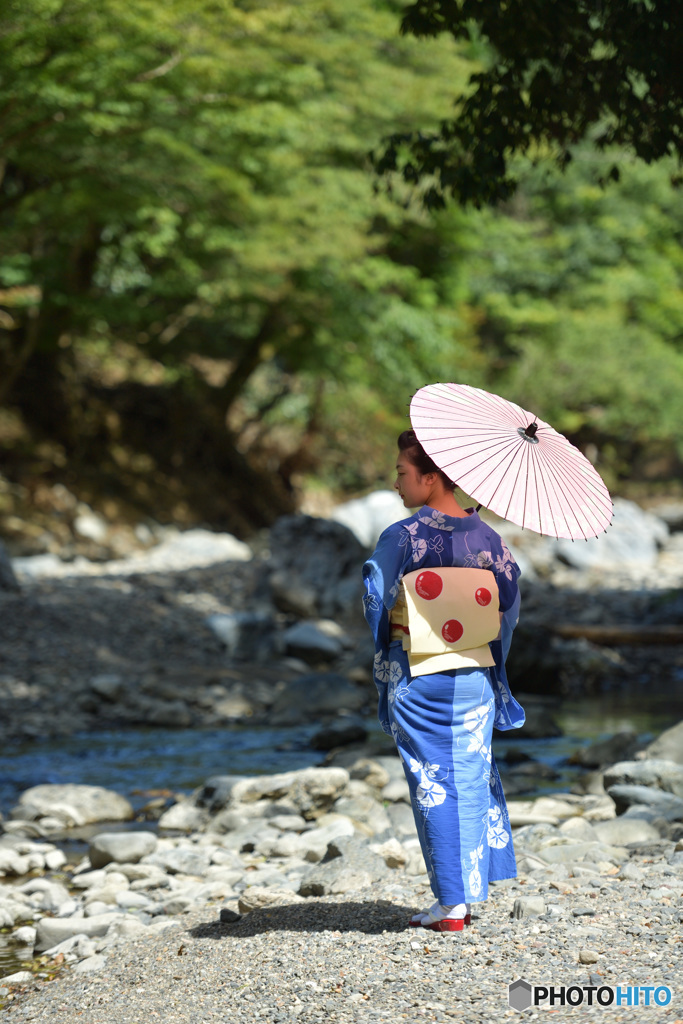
[398, 567, 500, 676]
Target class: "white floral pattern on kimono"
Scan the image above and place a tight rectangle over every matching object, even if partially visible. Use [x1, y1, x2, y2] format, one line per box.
[407, 756, 447, 811]
[487, 805, 511, 849]
[468, 844, 484, 898]
[463, 700, 493, 766]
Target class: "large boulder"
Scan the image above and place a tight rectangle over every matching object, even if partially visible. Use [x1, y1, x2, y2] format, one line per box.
[269, 672, 367, 725]
[10, 785, 134, 830]
[268, 515, 366, 617]
[603, 759, 683, 798]
[555, 498, 668, 570]
[330, 491, 406, 550]
[640, 720, 683, 765]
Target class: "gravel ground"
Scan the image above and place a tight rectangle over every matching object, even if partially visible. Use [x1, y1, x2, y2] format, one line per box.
[3, 850, 682, 1024]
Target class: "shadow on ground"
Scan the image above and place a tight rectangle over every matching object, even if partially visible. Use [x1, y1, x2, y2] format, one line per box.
[188, 899, 419, 938]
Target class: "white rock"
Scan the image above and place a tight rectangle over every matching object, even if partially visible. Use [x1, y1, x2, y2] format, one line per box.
[555, 498, 668, 570]
[73, 955, 107, 974]
[115, 891, 153, 910]
[371, 838, 408, 868]
[381, 779, 410, 803]
[0, 850, 30, 876]
[88, 831, 157, 868]
[0, 971, 33, 985]
[330, 490, 406, 549]
[74, 509, 109, 543]
[44, 849, 68, 871]
[35, 913, 124, 952]
[238, 887, 305, 914]
[558, 818, 598, 842]
[70, 869, 107, 889]
[8, 926, 36, 946]
[84, 901, 120, 917]
[591, 818, 660, 846]
[157, 803, 208, 832]
[18, 879, 71, 913]
[11, 784, 133, 828]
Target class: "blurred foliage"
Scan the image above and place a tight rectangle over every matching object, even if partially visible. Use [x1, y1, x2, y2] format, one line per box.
[0, 0, 681, 543]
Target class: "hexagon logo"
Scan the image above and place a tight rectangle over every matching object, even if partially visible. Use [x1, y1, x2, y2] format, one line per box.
[508, 978, 533, 1011]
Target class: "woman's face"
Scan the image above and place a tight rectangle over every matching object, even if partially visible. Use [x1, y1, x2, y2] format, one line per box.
[394, 452, 432, 508]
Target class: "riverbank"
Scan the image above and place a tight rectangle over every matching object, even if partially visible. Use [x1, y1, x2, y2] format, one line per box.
[1, 748, 682, 1023]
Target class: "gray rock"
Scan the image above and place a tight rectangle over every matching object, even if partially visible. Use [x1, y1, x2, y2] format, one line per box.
[88, 831, 157, 869]
[311, 719, 368, 751]
[299, 835, 389, 897]
[143, 847, 212, 876]
[0, 541, 20, 591]
[281, 622, 345, 663]
[606, 785, 683, 821]
[269, 571, 319, 618]
[90, 674, 127, 702]
[570, 730, 640, 769]
[195, 776, 250, 813]
[332, 794, 392, 835]
[641, 720, 683, 766]
[270, 673, 366, 724]
[157, 802, 209, 832]
[268, 516, 366, 617]
[603, 759, 683, 798]
[73, 955, 108, 974]
[17, 879, 71, 913]
[140, 529, 252, 570]
[10, 784, 134, 829]
[513, 700, 563, 739]
[0, 971, 33, 985]
[555, 498, 668, 569]
[7, 926, 36, 947]
[205, 612, 274, 660]
[238, 888, 304, 914]
[219, 908, 242, 924]
[34, 913, 122, 952]
[592, 817, 661, 846]
[287, 768, 352, 820]
[229, 767, 350, 821]
[533, 840, 628, 866]
[386, 803, 418, 838]
[330, 491, 406, 550]
[512, 896, 546, 919]
[0, 848, 31, 877]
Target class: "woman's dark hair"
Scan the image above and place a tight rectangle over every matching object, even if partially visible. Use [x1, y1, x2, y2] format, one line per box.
[397, 430, 456, 491]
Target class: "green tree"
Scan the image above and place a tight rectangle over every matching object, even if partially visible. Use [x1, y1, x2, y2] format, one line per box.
[374, 0, 683, 209]
[0, 0, 477, 528]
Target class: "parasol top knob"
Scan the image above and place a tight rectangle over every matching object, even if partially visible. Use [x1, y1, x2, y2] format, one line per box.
[517, 422, 539, 443]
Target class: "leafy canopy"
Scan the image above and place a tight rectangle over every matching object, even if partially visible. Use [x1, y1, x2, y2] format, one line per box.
[374, 0, 683, 209]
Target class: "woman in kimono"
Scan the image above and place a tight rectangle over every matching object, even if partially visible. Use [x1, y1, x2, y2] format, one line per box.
[362, 430, 525, 932]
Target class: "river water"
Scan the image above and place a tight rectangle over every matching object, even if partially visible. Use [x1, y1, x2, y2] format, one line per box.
[1, 692, 680, 822]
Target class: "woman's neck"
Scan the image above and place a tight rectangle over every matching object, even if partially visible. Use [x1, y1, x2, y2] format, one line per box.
[423, 490, 470, 518]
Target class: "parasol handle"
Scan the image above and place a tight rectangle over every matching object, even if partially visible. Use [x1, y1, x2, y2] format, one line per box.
[517, 422, 539, 444]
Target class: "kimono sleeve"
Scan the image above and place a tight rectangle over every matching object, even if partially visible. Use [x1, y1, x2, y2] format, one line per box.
[488, 530, 522, 613]
[361, 524, 407, 734]
[487, 529, 525, 731]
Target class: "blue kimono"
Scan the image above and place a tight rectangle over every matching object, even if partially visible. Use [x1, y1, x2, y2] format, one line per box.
[362, 505, 525, 906]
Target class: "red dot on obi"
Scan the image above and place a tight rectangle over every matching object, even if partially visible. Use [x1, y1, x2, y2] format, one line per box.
[475, 587, 492, 606]
[415, 571, 443, 600]
[442, 619, 464, 644]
